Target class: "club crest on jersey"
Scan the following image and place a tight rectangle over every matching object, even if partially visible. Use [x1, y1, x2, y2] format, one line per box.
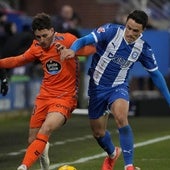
[46, 60, 61, 75]
[131, 51, 138, 59]
[97, 27, 105, 33]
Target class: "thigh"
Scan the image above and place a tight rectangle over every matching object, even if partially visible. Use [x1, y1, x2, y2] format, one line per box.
[39, 97, 76, 135]
[111, 99, 129, 116]
[48, 97, 77, 119]
[39, 112, 66, 135]
[109, 85, 129, 117]
[111, 99, 129, 128]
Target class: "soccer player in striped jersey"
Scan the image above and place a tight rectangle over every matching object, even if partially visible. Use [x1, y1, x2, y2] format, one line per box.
[60, 10, 170, 170]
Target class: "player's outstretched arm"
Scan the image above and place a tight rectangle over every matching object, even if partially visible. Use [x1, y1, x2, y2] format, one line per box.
[0, 55, 28, 68]
[149, 69, 170, 106]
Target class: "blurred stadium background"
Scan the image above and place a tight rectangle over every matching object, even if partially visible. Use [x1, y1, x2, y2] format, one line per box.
[0, 0, 170, 170]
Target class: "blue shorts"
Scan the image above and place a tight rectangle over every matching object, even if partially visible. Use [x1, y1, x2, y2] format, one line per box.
[88, 84, 129, 119]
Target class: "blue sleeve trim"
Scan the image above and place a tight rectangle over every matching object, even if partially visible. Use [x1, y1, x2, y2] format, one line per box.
[70, 34, 95, 52]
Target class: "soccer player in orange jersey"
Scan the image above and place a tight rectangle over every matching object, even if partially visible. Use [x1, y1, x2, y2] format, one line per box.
[0, 12, 95, 170]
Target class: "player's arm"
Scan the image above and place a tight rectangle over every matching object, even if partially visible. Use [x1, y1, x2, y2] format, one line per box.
[0, 55, 30, 68]
[71, 33, 96, 52]
[0, 69, 8, 96]
[149, 69, 170, 106]
[76, 44, 96, 56]
[60, 34, 95, 61]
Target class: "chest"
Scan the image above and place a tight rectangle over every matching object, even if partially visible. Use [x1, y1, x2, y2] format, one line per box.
[104, 38, 143, 64]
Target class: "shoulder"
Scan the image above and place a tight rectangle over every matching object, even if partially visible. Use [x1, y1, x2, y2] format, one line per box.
[54, 32, 77, 48]
[31, 39, 41, 47]
[28, 40, 42, 51]
[140, 38, 153, 52]
[55, 32, 77, 39]
[24, 40, 42, 57]
[93, 23, 123, 35]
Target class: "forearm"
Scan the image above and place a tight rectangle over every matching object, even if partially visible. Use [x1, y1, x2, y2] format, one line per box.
[70, 34, 95, 52]
[76, 45, 96, 56]
[60, 34, 96, 61]
[150, 70, 170, 105]
[0, 55, 29, 68]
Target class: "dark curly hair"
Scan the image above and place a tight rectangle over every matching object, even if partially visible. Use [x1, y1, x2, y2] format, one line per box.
[32, 12, 53, 31]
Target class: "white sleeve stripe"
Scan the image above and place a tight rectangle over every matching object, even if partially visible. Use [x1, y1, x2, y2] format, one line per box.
[145, 66, 158, 72]
[91, 32, 98, 43]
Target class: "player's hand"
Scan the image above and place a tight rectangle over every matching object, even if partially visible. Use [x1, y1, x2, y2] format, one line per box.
[60, 49, 76, 61]
[56, 42, 66, 53]
[1, 78, 8, 96]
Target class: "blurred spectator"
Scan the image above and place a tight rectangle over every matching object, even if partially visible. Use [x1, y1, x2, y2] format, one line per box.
[114, 12, 128, 25]
[0, 1, 14, 13]
[1, 24, 33, 58]
[0, 11, 19, 52]
[162, 1, 170, 18]
[4, 21, 17, 36]
[0, 11, 8, 54]
[52, 4, 81, 37]
[1, 24, 34, 81]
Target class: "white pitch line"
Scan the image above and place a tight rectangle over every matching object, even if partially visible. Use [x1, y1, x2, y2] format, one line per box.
[47, 135, 170, 170]
[134, 135, 170, 147]
[4, 134, 170, 169]
[5, 135, 93, 156]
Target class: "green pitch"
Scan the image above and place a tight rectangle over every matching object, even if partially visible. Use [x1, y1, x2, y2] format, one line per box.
[0, 112, 170, 170]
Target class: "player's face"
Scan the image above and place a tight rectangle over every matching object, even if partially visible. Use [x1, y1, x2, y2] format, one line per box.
[34, 28, 55, 49]
[124, 18, 144, 43]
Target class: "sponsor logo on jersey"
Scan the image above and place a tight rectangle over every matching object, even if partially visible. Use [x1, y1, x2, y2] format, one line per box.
[107, 52, 132, 68]
[46, 60, 61, 74]
[97, 27, 105, 33]
[111, 42, 116, 48]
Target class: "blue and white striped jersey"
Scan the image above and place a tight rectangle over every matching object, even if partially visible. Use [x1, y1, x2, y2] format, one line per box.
[88, 23, 158, 87]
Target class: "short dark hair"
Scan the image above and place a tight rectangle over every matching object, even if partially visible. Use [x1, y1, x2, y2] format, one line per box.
[126, 10, 148, 29]
[32, 12, 53, 31]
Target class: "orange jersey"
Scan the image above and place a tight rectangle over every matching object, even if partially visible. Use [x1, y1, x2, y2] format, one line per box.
[0, 32, 95, 99]
[26, 33, 79, 98]
[25, 32, 79, 99]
